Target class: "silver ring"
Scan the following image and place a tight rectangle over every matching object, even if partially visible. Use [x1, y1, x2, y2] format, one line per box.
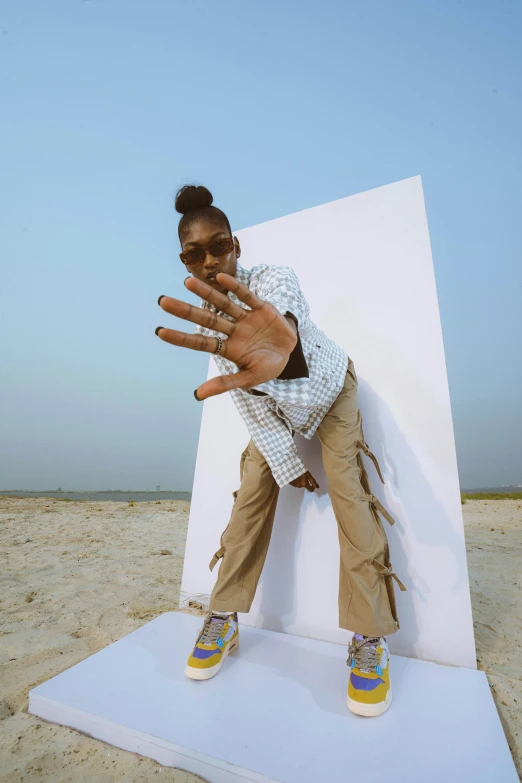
[213, 335, 223, 355]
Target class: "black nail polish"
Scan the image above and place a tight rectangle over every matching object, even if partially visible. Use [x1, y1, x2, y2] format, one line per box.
[158, 295, 166, 306]
[193, 389, 200, 401]
[155, 326, 164, 336]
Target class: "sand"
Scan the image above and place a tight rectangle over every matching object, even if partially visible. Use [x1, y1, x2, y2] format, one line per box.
[464, 498, 521, 776]
[0, 496, 520, 781]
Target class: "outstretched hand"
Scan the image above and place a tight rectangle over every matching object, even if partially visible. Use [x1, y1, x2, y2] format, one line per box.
[156, 272, 298, 401]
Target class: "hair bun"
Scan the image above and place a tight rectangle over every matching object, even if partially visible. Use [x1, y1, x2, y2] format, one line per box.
[174, 184, 213, 215]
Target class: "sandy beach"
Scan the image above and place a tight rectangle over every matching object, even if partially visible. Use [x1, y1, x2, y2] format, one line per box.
[1, 496, 520, 781]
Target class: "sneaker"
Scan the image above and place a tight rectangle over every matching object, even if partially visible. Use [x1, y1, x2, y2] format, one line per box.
[185, 611, 239, 680]
[346, 634, 392, 716]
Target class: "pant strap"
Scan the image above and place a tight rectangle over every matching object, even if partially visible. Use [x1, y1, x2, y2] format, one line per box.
[209, 546, 225, 572]
[371, 558, 407, 591]
[359, 493, 395, 526]
[355, 440, 385, 484]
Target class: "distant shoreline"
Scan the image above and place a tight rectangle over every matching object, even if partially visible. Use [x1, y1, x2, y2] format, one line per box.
[0, 490, 191, 502]
[0, 489, 190, 494]
[461, 486, 522, 494]
[1, 487, 521, 503]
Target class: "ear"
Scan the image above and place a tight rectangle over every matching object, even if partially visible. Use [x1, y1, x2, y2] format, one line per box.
[234, 236, 241, 258]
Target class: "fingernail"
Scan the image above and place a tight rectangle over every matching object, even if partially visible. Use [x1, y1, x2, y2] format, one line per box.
[184, 276, 191, 284]
[193, 389, 200, 401]
[155, 326, 164, 336]
[157, 295, 166, 306]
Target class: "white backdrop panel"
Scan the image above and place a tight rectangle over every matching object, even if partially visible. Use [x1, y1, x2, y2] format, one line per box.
[180, 176, 476, 669]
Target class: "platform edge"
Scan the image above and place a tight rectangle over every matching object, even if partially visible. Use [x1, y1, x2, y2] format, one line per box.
[28, 692, 282, 783]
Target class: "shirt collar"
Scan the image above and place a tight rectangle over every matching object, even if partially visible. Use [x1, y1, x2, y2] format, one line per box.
[234, 259, 251, 286]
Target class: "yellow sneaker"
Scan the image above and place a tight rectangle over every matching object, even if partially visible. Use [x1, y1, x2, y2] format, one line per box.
[347, 634, 392, 717]
[185, 611, 239, 680]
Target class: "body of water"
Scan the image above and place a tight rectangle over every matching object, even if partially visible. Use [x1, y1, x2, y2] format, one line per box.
[2, 486, 520, 502]
[461, 486, 522, 494]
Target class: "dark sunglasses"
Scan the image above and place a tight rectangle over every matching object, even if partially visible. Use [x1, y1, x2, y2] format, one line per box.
[179, 236, 235, 266]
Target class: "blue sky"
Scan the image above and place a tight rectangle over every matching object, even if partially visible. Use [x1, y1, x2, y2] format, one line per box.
[1, 0, 521, 490]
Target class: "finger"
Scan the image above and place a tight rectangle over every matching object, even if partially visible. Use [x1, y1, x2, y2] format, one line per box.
[305, 475, 316, 492]
[295, 472, 308, 490]
[194, 368, 266, 401]
[159, 295, 235, 336]
[155, 327, 223, 355]
[183, 277, 249, 321]
[310, 473, 320, 489]
[213, 272, 266, 311]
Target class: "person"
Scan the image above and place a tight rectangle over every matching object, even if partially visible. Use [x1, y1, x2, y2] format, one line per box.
[155, 184, 406, 717]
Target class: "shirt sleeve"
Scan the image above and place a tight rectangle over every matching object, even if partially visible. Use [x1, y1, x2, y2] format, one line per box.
[259, 265, 311, 331]
[259, 266, 311, 381]
[231, 389, 307, 488]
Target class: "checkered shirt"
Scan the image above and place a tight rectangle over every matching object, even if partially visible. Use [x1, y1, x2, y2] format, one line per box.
[194, 261, 349, 487]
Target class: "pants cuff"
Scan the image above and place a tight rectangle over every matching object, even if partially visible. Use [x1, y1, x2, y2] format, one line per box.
[339, 618, 399, 637]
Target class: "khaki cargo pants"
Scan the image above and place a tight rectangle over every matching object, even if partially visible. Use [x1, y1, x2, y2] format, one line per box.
[208, 358, 405, 638]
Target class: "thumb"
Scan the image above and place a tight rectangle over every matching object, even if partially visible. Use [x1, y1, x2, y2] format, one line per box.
[195, 369, 261, 401]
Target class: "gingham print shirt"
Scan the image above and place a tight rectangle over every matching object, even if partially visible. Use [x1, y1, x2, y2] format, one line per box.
[194, 261, 349, 488]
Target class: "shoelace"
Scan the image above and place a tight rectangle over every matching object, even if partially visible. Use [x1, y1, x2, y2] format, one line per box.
[347, 636, 381, 673]
[198, 613, 228, 645]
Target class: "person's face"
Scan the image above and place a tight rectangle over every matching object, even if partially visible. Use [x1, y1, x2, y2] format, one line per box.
[180, 218, 240, 294]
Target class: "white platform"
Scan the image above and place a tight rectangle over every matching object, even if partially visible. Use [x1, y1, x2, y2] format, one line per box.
[29, 612, 517, 783]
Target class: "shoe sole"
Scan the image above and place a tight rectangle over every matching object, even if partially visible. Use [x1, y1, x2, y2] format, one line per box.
[185, 636, 239, 680]
[347, 686, 392, 717]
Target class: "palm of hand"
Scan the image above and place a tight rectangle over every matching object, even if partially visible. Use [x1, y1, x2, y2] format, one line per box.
[220, 302, 297, 386]
[156, 271, 297, 399]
